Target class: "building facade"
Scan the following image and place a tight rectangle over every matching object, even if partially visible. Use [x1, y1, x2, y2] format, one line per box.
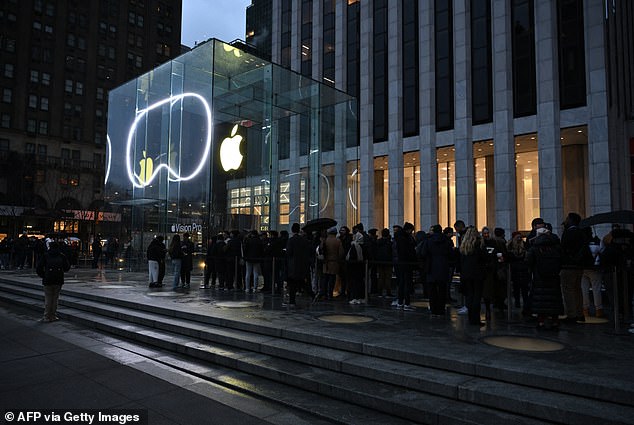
[0, 0, 182, 239]
[254, 0, 634, 234]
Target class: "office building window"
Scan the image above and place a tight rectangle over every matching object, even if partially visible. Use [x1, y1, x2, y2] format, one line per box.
[2, 88, 12, 103]
[515, 134, 539, 230]
[402, 0, 419, 137]
[38, 121, 48, 135]
[511, 0, 536, 117]
[323, 0, 335, 86]
[75, 82, 83, 95]
[373, 0, 388, 141]
[41, 97, 48, 111]
[4, 63, 14, 78]
[27, 119, 37, 133]
[301, 0, 313, 77]
[28, 95, 38, 109]
[435, 0, 454, 131]
[280, 0, 292, 68]
[278, 116, 290, 159]
[0, 138, 9, 151]
[30, 70, 39, 82]
[471, 0, 492, 124]
[65, 79, 73, 93]
[1, 114, 10, 128]
[321, 105, 335, 152]
[558, 0, 586, 109]
[41, 72, 50, 85]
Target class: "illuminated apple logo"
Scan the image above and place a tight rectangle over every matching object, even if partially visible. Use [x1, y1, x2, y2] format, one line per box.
[125, 92, 212, 189]
[138, 151, 154, 185]
[220, 124, 244, 172]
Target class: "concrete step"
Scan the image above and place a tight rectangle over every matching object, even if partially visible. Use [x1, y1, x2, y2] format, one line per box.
[2, 283, 633, 425]
[2, 279, 632, 408]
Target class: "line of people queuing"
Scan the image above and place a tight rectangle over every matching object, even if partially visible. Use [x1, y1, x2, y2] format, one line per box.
[145, 213, 633, 325]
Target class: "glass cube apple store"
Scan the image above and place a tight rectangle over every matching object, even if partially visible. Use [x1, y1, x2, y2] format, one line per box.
[105, 39, 357, 248]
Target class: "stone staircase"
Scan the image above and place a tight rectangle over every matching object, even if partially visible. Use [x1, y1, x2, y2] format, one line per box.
[1, 278, 633, 425]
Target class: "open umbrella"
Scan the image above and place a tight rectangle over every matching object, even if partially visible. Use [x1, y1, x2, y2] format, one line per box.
[579, 210, 634, 227]
[302, 217, 337, 234]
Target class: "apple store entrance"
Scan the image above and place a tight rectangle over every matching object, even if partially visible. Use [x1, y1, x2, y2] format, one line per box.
[105, 39, 357, 253]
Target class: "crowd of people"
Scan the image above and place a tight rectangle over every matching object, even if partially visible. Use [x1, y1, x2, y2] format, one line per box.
[147, 212, 632, 327]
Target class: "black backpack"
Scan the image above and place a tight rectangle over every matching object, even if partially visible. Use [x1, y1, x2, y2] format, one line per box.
[44, 254, 65, 282]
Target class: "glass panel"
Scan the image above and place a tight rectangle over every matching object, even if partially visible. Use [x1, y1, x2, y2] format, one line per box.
[437, 146, 456, 229]
[106, 39, 356, 257]
[515, 134, 539, 231]
[403, 151, 420, 230]
[473, 140, 494, 229]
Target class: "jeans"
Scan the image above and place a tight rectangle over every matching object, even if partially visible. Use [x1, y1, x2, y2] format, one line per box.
[396, 265, 412, 306]
[172, 259, 182, 288]
[244, 261, 262, 291]
[148, 260, 159, 284]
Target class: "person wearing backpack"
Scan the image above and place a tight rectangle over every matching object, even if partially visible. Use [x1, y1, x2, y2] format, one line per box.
[36, 242, 70, 323]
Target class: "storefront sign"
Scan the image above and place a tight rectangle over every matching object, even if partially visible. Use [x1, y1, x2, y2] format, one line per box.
[170, 222, 203, 233]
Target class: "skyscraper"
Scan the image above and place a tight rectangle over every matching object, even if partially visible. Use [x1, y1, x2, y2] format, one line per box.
[247, 0, 633, 233]
[0, 0, 182, 238]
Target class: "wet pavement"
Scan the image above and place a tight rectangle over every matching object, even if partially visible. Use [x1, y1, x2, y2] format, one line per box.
[1, 266, 634, 424]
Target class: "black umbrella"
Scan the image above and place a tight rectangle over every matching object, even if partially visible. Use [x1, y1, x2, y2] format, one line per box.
[302, 217, 337, 234]
[579, 210, 634, 227]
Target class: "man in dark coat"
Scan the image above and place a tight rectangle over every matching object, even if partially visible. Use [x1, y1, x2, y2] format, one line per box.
[560, 212, 589, 323]
[36, 242, 70, 322]
[285, 223, 311, 306]
[147, 236, 166, 288]
[91, 236, 102, 269]
[180, 233, 195, 289]
[394, 222, 417, 311]
[420, 224, 453, 316]
[526, 227, 564, 329]
[224, 230, 242, 290]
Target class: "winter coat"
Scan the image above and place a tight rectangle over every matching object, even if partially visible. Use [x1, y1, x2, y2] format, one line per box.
[36, 245, 70, 286]
[286, 233, 311, 280]
[375, 237, 393, 265]
[181, 239, 195, 271]
[526, 233, 564, 315]
[147, 239, 166, 262]
[322, 234, 344, 275]
[420, 233, 453, 283]
[459, 247, 488, 280]
[394, 229, 416, 266]
[242, 235, 264, 263]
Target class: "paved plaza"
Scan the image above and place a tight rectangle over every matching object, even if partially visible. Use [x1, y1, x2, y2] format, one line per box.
[1, 266, 633, 424]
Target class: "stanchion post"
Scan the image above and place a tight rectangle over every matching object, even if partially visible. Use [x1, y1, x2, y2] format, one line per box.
[507, 262, 512, 323]
[364, 259, 370, 304]
[613, 266, 620, 332]
[234, 256, 238, 289]
[271, 257, 276, 296]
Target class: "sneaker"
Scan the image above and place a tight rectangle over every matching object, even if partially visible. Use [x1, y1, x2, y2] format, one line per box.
[391, 299, 399, 307]
[349, 299, 357, 305]
[395, 303, 404, 309]
[457, 306, 468, 315]
[403, 304, 416, 311]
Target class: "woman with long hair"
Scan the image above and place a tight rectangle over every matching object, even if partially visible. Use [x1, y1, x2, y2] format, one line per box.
[459, 227, 488, 325]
